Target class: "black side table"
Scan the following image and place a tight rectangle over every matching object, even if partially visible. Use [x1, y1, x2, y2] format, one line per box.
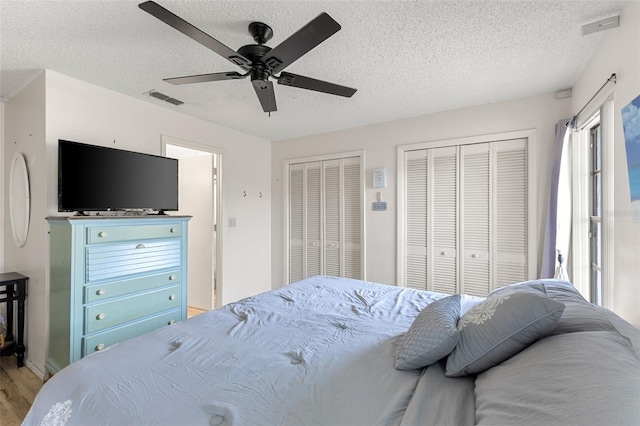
[0, 272, 28, 367]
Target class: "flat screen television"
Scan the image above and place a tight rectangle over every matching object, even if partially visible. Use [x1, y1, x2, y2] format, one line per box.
[58, 140, 178, 213]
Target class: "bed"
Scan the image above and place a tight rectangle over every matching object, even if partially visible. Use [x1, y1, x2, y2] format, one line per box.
[24, 276, 640, 425]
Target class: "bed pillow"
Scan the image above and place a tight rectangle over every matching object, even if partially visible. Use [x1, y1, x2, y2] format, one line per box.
[395, 295, 461, 370]
[475, 331, 640, 425]
[445, 289, 565, 377]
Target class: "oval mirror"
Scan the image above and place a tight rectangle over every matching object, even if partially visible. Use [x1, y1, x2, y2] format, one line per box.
[9, 152, 30, 247]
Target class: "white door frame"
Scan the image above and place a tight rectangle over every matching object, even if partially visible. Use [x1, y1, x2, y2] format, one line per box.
[161, 135, 224, 309]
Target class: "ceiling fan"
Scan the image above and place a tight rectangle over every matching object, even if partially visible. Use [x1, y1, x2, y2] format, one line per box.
[139, 1, 357, 113]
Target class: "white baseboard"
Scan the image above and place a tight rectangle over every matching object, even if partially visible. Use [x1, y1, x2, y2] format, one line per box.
[25, 358, 47, 381]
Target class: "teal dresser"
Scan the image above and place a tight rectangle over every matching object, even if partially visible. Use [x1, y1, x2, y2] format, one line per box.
[46, 216, 190, 374]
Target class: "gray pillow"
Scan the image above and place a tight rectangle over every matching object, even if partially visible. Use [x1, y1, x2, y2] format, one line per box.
[395, 295, 461, 370]
[475, 331, 640, 425]
[445, 289, 565, 377]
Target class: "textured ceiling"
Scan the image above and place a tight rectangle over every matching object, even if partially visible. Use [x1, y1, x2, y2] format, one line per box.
[0, 0, 627, 141]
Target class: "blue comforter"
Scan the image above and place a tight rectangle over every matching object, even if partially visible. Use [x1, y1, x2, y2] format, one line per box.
[24, 277, 640, 425]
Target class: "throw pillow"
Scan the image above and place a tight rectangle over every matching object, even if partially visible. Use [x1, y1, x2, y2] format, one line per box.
[445, 289, 565, 377]
[395, 295, 461, 370]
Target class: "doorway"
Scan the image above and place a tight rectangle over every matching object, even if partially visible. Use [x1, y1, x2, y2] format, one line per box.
[163, 136, 221, 311]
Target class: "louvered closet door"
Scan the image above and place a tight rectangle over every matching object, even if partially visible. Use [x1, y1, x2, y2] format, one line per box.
[431, 146, 458, 294]
[493, 139, 528, 288]
[342, 157, 362, 279]
[324, 160, 341, 277]
[404, 150, 428, 290]
[403, 147, 457, 293]
[288, 156, 362, 283]
[402, 138, 529, 295]
[289, 164, 305, 283]
[306, 162, 323, 277]
[460, 144, 491, 296]
[288, 162, 322, 281]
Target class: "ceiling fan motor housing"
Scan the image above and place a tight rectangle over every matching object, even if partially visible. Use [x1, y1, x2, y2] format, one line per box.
[248, 21, 273, 45]
[238, 44, 274, 82]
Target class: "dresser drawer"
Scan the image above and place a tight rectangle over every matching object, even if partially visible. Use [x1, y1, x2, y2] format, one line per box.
[85, 269, 180, 303]
[83, 309, 181, 356]
[85, 285, 182, 334]
[86, 240, 181, 282]
[87, 223, 182, 244]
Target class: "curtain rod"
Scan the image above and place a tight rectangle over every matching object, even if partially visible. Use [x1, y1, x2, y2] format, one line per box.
[569, 73, 617, 128]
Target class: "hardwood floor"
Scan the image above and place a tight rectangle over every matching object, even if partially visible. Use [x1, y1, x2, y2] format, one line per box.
[0, 308, 207, 424]
[188, 306, 207, 318]
[0, 356, 43, 426]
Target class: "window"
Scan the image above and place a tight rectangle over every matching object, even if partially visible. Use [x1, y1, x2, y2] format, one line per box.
[571, 99, 614, 308]
[589, 124, 602, 305]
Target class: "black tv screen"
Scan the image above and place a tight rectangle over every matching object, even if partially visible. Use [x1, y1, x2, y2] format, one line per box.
[58, 140, 178, 212]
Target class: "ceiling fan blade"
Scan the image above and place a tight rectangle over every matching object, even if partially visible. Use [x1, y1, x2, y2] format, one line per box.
[139, 1, 251, 71]
[261, 13, 341, 73]
[252, 80, 277, 113]
[164, 71, 247, 85]
[277, 72, 356, 97]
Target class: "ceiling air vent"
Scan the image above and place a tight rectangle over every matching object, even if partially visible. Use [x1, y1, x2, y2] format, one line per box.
[149, 90, 183, 105]
[582, 15, 619, 36]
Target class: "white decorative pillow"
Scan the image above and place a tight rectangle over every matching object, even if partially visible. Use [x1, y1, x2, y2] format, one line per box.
[395, 295, 461, 370]
[445, 290, 565, 377]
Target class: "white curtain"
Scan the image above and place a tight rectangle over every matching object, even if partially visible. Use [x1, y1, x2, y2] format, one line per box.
[541, 119, 572, 279]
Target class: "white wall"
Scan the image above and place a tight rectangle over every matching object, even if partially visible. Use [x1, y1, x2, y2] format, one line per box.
[272, 93, 572, 289]
[4, 71, 47, 377]
[3, 70, 272, 377]
[571, 0, 640, 327]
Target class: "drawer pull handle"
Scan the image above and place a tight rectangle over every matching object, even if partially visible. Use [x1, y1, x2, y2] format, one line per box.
[170, 227, 177, 233]
[136, 244, 146, 249]
[98, 231, 108, 238]
[96, 343, 105, 351]
[441, 251, 448, 256]
[96, 289, 105, 296]
[169, 294, 176, 301]
[168, 320, 176, 325]
[472, 253, 479, 258]
[96, 313, 106, 320]
[169, 275, 176, 281]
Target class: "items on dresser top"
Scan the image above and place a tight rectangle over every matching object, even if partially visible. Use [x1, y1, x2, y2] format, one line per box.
[46, 216, 190, 374]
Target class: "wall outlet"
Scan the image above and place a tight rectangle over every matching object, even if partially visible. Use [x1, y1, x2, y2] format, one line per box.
[228, 218, 237, 228]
